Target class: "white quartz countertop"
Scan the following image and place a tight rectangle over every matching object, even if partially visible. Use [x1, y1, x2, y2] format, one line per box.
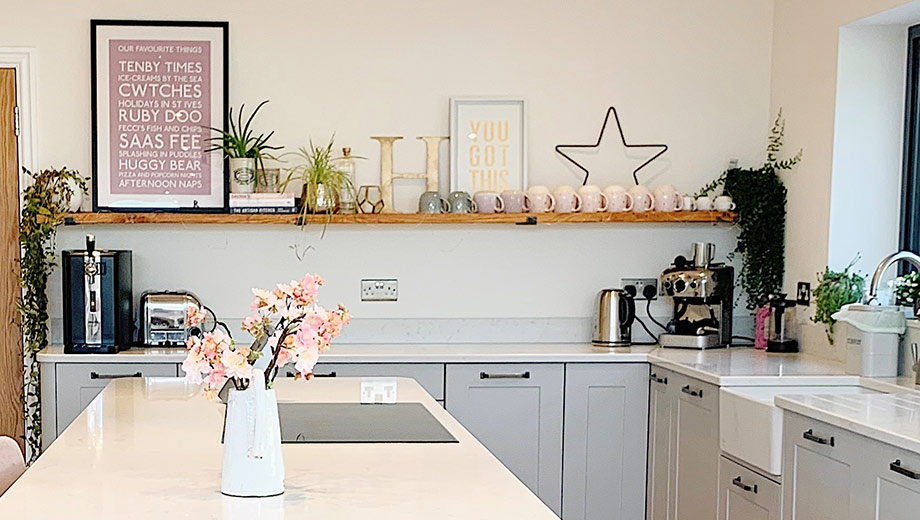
[776, 392, 920, 455]
[0, 377, 559, 519]
[38, 343, 863, 387]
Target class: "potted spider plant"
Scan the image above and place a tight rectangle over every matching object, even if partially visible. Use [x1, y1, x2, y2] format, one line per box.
[281, 136, 355, 220]
[207, 100, 282, 194]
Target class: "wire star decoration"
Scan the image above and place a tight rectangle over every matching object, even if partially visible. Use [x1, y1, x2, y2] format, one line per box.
[555, 106, 669, 186]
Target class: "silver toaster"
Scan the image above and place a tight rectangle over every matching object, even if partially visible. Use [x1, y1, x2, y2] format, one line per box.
[139, 291, 203, 347]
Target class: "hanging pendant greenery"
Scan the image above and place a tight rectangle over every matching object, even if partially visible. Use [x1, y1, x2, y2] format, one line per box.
[695, 110, 802, 309]
[19, 167, 85, 462]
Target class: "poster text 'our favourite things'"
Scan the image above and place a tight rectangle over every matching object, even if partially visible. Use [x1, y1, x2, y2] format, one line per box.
[109, 39, 212, 195]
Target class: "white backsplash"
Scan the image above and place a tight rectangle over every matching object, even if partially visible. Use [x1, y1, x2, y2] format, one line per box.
[48, 223, 752, 345]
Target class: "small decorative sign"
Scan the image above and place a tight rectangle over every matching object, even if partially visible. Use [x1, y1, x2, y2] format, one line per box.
[450, 97, 527, 193]
[91, 20, 228, 212]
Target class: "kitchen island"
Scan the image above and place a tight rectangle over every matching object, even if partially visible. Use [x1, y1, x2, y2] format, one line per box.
[0, 377, 559, 519]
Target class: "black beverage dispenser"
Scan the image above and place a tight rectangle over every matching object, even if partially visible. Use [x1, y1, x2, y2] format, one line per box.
[62, 235, 133, 353]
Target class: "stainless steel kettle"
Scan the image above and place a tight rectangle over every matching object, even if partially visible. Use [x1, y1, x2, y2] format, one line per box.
[592, 289, 636, 346]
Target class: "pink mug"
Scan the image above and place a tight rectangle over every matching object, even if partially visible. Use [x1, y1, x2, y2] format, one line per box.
[553, 189, 582, 213]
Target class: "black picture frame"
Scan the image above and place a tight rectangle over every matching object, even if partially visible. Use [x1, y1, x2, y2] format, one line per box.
[91, 19, 229, 213]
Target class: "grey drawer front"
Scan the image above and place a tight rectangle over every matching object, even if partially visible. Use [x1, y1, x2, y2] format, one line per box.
[720, 456, 781, 520]
[283, 363, 445, 400]
[56, 362, 178, 435]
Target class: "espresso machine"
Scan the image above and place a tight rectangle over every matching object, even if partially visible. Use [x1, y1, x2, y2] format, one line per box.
[658, 242, 734, 349]
[62, 235, 133, 353]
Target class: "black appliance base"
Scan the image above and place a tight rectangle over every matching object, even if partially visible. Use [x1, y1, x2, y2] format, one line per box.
[64, 344, 128, 354]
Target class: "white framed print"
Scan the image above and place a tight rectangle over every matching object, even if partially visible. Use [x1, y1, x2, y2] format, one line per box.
[450, 97, 527, 193]
[91, 20, 229, 212]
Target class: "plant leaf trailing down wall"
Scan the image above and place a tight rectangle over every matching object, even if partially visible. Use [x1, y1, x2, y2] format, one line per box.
[696, 110, 802, 309]
[19, 167, 85, 463]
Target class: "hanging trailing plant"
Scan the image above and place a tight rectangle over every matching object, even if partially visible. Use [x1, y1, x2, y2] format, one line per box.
[19, 167, 85, 463]
[695, 110, 802, 309]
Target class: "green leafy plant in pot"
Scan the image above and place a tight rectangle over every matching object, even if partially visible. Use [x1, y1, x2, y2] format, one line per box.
[19, 167, 86, 462]
[894, 272, 920, 316]
[206, 100, 282, 194]
[281, 136, 355, 225]
[695, 110, 802, 345]
[696, 110, 802, 310]
[812, 257, 865, 343]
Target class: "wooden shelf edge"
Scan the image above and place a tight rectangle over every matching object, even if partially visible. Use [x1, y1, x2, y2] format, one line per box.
[63, 211, 736, 226]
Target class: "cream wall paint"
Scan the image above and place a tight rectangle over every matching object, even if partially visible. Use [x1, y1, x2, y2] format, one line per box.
[771, 0, 914, 359]
[828, 25, 905, 275]
[1, 0, 772, 341]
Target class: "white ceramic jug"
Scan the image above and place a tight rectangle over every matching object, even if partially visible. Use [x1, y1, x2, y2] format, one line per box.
[221, 369, 285, 497]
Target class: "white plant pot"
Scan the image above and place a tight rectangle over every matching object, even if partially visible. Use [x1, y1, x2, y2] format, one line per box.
[229, 158, 257, 194]
[221, 370, 284, 497]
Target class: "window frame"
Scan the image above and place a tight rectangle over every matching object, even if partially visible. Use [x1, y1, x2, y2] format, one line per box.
[900, 24, 920, 254]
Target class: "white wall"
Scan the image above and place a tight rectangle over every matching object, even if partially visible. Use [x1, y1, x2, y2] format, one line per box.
[0, 0, 773, 342]
[772, 0, 916, 359]
[828, 25, 905, 275]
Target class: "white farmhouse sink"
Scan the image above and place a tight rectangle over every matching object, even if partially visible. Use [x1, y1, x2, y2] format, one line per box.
[720, 385, 880, 476]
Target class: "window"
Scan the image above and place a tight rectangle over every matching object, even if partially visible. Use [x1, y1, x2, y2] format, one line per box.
[900, 24, 920, 254]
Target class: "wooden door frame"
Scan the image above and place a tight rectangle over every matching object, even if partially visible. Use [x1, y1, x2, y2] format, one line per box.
[0, 48, 36, 459]
[0, 48, 37, 177]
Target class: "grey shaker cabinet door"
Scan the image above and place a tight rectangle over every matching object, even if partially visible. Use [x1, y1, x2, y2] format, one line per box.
[562, 363, 650, 520]
[859, 433, 920, 519]
[719, 456, 781, 520]
[646, 367, 674, 520]
[55, 362, 179, 436]
[671, 372, 720, 520]
[781, 412, 858, 520]
[445, 363, 564, 516]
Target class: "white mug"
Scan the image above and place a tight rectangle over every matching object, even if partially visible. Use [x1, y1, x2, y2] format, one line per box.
[714, 195, 736, 211]
[526, 186, 555, 213]
[628, 185, 655, 213]
[652, 184, 677, 196]
[577, 185, 608, 213]
[603, 185, 634, 212]
[682, 195, 696, 211]
[653, 187, 683, 212]
[696, 195, 713, 211]
[553, 188, 582, 213]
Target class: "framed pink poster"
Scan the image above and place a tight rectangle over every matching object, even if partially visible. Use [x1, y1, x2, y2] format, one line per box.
[91, 20, 228, 212]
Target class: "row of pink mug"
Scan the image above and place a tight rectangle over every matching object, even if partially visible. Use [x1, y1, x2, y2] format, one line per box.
[473, 185, 736, 214]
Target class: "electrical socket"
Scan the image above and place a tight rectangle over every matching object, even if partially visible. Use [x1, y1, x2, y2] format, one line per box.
[621, 278, 658, 300]
[361, 279, 398, 301]
[797, 282, 811, 306]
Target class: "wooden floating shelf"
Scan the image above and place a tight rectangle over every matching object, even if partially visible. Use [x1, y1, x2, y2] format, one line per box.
[63, 211, 735, 226]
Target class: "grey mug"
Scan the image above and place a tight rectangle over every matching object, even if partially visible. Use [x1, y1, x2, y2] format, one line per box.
[418, 191, 449, 214]
[448, 191, 478, 213]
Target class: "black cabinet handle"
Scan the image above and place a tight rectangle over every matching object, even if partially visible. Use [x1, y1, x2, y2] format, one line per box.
[480, 371, 530, 379]
[803, 429, 835, 447]
[732, 476, 758, 494]
[648, 373, 668, 384]
[890, 460, 920, 480]
[285, 371, 337, 378]
[91, 371, 142, 380]
[681, 385, 703, 398]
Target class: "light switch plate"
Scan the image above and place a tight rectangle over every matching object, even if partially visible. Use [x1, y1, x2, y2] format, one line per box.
[361, 279, 398, 301]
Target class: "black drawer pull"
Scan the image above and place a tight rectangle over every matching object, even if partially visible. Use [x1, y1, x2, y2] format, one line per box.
[732, 476, 758, 494]
[648, 373, 668, 384]
[286, 371, 337, 378]
[803, 429, 835, 447]
[890, 460, 920, 480]
[90, 371, 142, 380]
[480, 371, 530, 379]
[681, 385, 702, 398]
